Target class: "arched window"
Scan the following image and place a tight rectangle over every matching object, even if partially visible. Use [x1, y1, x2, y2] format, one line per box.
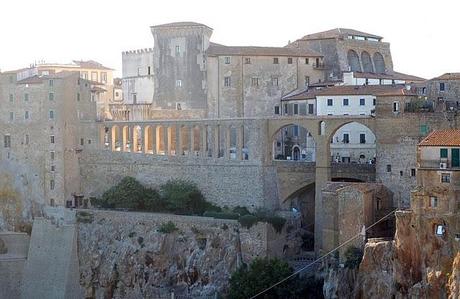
[347, 50, 361, 72]
[373, 52, 386, 73]
[361, 51, 374, 73]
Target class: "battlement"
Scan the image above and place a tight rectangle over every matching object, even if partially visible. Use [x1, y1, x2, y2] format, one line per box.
[122, 48, 154, 55]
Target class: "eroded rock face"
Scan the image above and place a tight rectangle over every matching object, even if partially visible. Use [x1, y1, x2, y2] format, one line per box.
[77, 211, 266, 298]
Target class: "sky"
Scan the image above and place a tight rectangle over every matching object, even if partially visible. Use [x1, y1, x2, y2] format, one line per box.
[0, 0, 458, 79]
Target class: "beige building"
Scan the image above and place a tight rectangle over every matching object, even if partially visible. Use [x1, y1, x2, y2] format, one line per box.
[0, 70, 97, 213]
[18, 60, 115, 120]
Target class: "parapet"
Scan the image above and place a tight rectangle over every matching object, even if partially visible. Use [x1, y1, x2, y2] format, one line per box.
[122, 48, 154, 56]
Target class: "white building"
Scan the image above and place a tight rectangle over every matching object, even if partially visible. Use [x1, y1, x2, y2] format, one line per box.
[121, 48, 155, 104]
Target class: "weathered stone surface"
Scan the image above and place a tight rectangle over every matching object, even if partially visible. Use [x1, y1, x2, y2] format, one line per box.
[77, 210, 269, 298]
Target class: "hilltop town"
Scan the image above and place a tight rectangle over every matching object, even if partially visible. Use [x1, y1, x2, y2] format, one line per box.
[0, 22, 459, 298]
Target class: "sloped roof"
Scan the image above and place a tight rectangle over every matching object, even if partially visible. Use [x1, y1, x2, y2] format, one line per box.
[419, 130, 460, 147]
[151, 22, 212, 30]
[431, 73, 460, 81]
[207, 43, 323, 57]
[73, 60, 113, 70]
[299, 28, 383, 41]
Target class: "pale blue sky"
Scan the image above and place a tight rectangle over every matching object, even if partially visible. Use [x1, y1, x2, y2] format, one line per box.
[1, 0, 458, 79]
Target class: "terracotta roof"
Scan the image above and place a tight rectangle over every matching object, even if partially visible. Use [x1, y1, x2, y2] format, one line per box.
[352, 71, 426, 82]
[298, 28, 383, 41]
[282, 87, 324, 101]
[91, 86, 107, 93]
[431, 73, 460, 81]
[73, 60, 113, 70]
[419, 130, 460, 147]
[151, 22, 212, 30]
[207, 43, 323, 57]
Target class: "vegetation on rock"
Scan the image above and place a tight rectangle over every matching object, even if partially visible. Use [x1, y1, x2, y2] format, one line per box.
[344, 246, 364, 269]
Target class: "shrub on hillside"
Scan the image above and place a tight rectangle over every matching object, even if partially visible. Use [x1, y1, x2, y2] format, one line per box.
[228, 258, 294, 299]
[203, 211, 239, 220]
[159, 179, 219, 215]
[158, 221, 178, 234]
[344, 246, 364, 269]
[238, 214, 258, 229]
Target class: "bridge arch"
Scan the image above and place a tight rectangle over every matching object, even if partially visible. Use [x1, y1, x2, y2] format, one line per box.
[271, 123, 317, 162]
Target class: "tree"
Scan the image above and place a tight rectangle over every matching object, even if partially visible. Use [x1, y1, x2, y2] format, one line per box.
[228, 258, 294, 299]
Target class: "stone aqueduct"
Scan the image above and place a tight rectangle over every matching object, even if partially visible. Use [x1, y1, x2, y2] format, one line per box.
[97, 115, 377, 250]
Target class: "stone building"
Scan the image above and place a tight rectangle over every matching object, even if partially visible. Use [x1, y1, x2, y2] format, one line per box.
[289, 28, 394, 81]
[417, 73, 460, 111]
[0, 70, 97, 221]
[121, 48, 154, 104]
[20, 61, 115, 120]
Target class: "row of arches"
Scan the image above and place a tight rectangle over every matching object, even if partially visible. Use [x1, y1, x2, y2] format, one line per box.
[100, 123, 249, 160]
[347, 50, 386, 73]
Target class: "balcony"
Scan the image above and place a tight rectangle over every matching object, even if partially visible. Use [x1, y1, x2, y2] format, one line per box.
[419, 159, 460, 170]
[313, 63, 326, 70]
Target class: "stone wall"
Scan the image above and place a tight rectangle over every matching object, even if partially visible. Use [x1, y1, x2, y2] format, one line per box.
[77, 210, 270, 298]
[79, 149, 278, 210]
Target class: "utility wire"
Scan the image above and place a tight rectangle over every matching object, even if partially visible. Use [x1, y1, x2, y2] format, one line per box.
[249, 208, 397, 299]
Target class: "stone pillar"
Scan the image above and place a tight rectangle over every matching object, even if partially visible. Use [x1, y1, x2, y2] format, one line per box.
[315, 135, 332, 256]
[224, 126, 231, 159]
[138, 126, 144, 153]
[151, 125, 157, 155]
[237, 125, 244, 160]
[213, 125, 219, 158]
[105, 126, 112, 151]
[189, 126, 195, 156]
[200, 125, 207, 157]
[156, 126, 161, 154]
[176, 125, 182, 156]
[164, 126, 170, 156]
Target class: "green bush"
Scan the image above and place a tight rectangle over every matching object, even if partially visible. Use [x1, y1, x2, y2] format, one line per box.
[265, 216, 286, 233]
[76, 211, 94, 223]
[158, 221, 178, 234]
[98, 177, 161, 211]
[238, 214, 258, 229]
[232, 206, 251, 216]
[344, 246, 364, 269]
[228, 258, 294, 299]
[203, 211, 240, 220]
[160, 179, 218, 215]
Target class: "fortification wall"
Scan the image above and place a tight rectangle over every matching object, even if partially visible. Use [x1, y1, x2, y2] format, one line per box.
[79, 149, 279, 210]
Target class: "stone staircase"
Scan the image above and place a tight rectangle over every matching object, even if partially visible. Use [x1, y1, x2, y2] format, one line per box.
[288, 251, 318, 276]
[0, 231, 30, 299]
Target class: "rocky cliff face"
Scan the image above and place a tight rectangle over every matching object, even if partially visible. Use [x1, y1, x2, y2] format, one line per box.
[77, 210, 268, 298]
[324, 210, 460, 299]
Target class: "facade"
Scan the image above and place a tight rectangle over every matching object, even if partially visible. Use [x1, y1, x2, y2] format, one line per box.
[121, 48, 154, 104]
[289, 28, 393, 81]
[20, 61, 115, 120]
[0, 71, 97, 210]
[417, 73, 460, 111]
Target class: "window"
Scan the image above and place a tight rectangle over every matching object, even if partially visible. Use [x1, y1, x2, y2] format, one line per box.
[4, 135, 11, 148]
[273, 58, 279, 64]
[411, 168, 416, 177]
[293, 125, 299, 136]
[176, 80, 182, 87]
[51, 165, 55, 172]
[25, 134, 29, 145]
[284, 104, 288, 114]
[80, 138, 84, 146]
[25, 111, 29, 120]
[49, 80, 54, 87]
[115, 91, 119, 97]
[304, 76, 310, 87]
[50, 180, 55, 190]
[287, 57, 293, 64]
[244, 57, 251, 64]
[360, 133, 366, 144]
[308, 104, 314, 114]
[50, 135, 55, 144]
[49, 110, 55, 120]
[373, 98, 376, 106]
[101, 72, 107, 83]
[430, 196, 438, 208]
[327, 99, 333, 106]
[175, 45, 180, 56]
[251, 77, 259, 87]
[133, 94, 137, 103]
[224, 57, 231, 64]
[9, 112, 14, 121]
[386, 164, 392, 172]
[24, 93, 29, 101]
[274, 106, 280, 115]
[272, 77, 279, 86]
[293, 104, 299, 115]
[440, 82, 445, 91]
[49, 93, 54, 101]
[88, 139, 92, 145]
[50, 151, 55, 160]
[224, 76, 231, 87]
[305, 58, 309, 64]
[77, 93, 80, 101]
[81, 71, 88, 80]
[9, 94, 13, 102]
[91, 72, 98, 82]
[400, 171, 403, 176]
[420, 124, 429, 135]
[422, 87, 426, 95]
[360, 98, 365, 106]
[435, 225, 445, 236]
[343, 98, 349, 106]
[440, 148, 448, 159]
[147, 67, 151, 75]
[441, 173, 451, 183]
[343, 133, 350, 144]
[393, 101, 400, 112]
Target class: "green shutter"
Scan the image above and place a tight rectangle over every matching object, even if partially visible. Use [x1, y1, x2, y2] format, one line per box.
[420, 124, 428, 135]
[440, 148, 448, 158]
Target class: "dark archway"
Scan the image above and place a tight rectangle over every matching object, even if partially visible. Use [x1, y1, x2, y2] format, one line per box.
[373, 52, 386, 73]
[347, 50, 361, 72]
[361, 51, 374, 73]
